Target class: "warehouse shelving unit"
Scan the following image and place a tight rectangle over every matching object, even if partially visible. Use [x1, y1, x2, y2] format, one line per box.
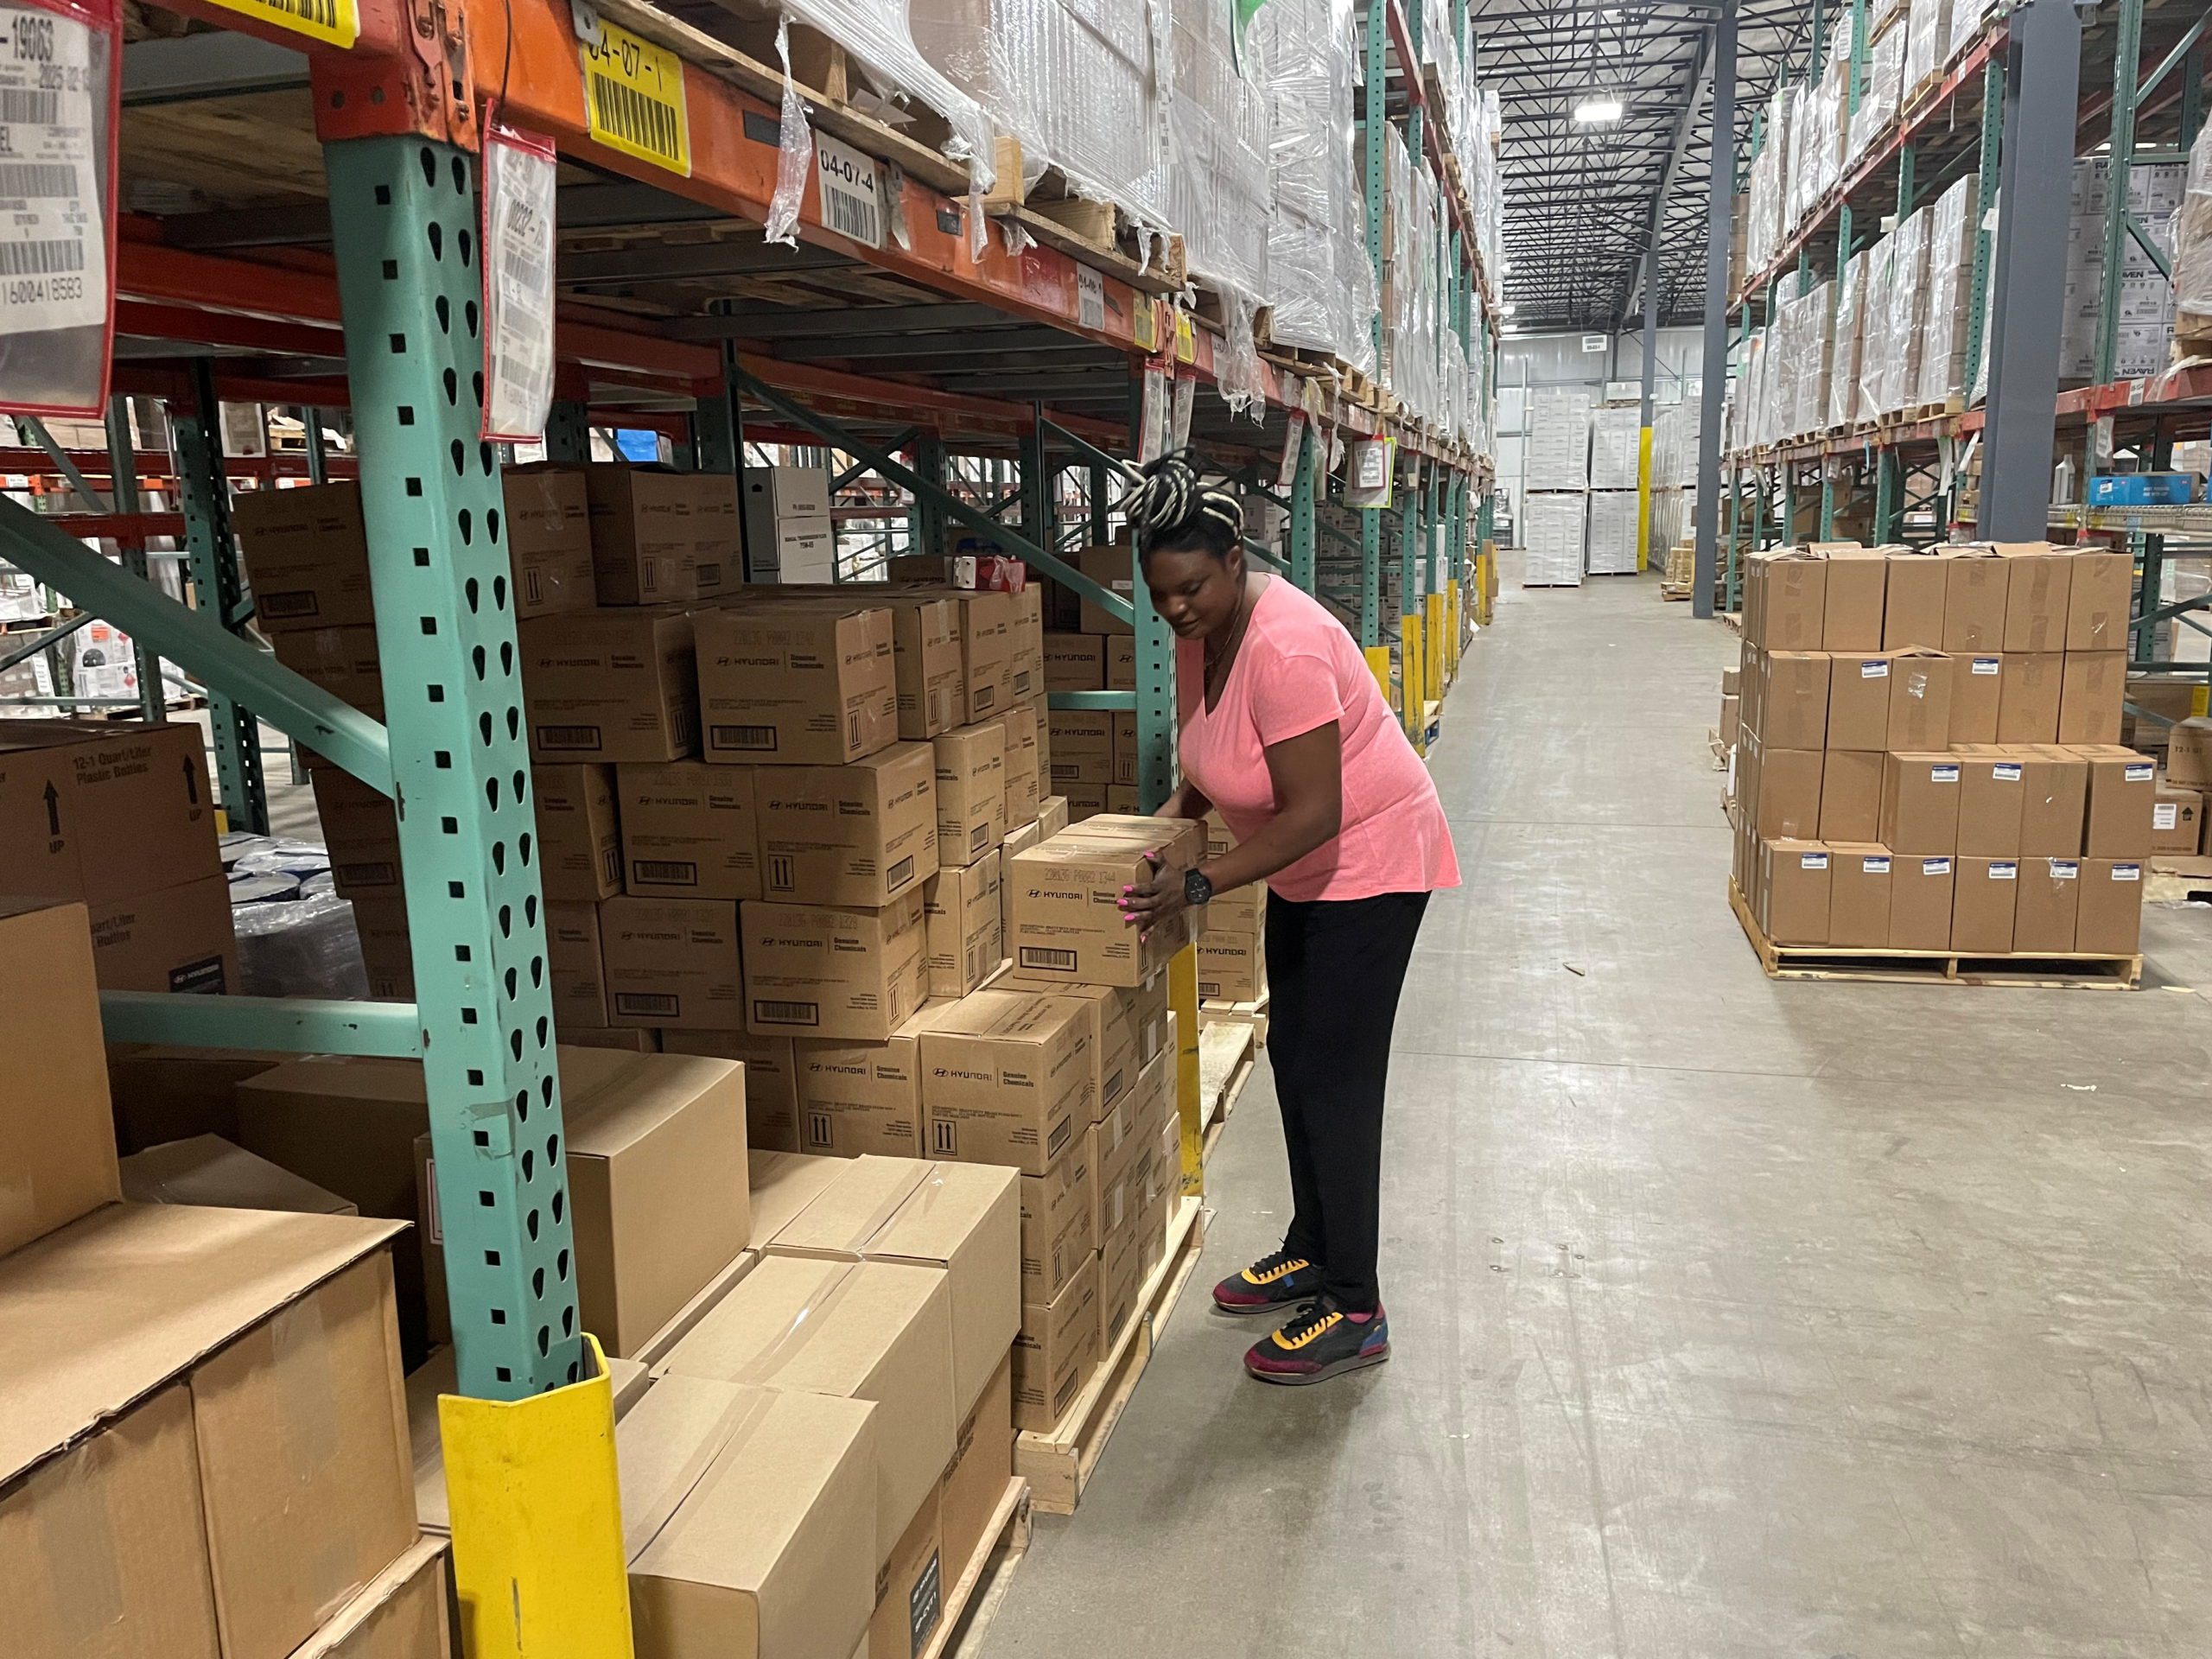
[0, 0, 1497, 1608]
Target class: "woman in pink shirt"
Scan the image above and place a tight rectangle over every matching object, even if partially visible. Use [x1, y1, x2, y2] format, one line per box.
[1119, 454, 1459, 1386]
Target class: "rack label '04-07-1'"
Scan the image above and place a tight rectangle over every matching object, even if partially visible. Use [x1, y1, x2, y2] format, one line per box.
[581, 17, 690, 176]
[200, 0, 357, 49]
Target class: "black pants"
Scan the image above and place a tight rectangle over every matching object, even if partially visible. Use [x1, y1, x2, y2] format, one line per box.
[1263, 888, 1429, 1313]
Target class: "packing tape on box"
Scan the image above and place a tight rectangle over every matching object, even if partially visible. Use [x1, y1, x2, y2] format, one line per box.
[33, 1433, 127, 1639]
[731, 1261, 867, 1388]
[621, 1386, 775, 1565]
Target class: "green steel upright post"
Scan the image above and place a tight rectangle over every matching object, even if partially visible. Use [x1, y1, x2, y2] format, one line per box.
[1961, 58, 2006, 399]
[1359, 506, 1382, 647]
[326, 135, 578, 1401]
[1399, 461, 1421, 735]
[1133, 507, 1174, 810]
[2139, 425, 2171, 664]
[2183, 44, 2205, 147]
[1021, 416, 1052, 558]
[1088, 460, 1109, 544]
[1287, 422, 1316, 594]
[2097, 0, 2146, 385]
[1875, 449, 1904, 542]
[304, 409, 331, 486]
[1897, 139, 1916, 219]
[105, 397, 165, 721]
[543, 399, 590, 464]
[1363, 0, 1386, 369]
[694, 389, 737, 475]
[171, 361, 268, 831]
[1421, 467, 1439, 598]
[913, 432, 948, 560]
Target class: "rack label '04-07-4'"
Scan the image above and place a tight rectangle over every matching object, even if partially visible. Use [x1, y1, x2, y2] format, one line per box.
[581, 17, 690, 176]
[200, 0, 357, 49]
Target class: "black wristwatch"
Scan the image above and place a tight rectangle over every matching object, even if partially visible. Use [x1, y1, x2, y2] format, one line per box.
[1184, 868, 1214, 908]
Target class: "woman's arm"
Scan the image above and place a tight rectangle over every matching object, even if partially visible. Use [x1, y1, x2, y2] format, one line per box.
[1158, 779, 1214, 821]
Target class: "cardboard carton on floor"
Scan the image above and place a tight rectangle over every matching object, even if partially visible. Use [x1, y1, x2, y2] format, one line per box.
[1001, 702, 1042, 827]
[665, 1028, 800, 1154]
[1950, 652, 2005, 744]
[1889, 855, 1956, 950]
[696, 603, 898, 766]
[658, 1255, 956, 1567]
[1747, 549, 1826, 649]
[2067, 550, 2135, 652]
[1879, 753, 1962, 855]
[1939, 547, 2010, 653]
[941, 1357, 1013, 1586]
[1754, 651, 1831, 748]
[870, 1484, 944, 1659]
[741, 893, 930, 1042]
[755, 745, 938, 906]
[231, 482, 376, 632]
[312, 766, 402, 897]
[1825, 845, 1893, 947]
[1952, 856, 2019, 955]
[746, 1147, 852, 1243]
[1882, 550, 1948, 649]
[2013, 857, 2081, 953]
[90, 874, 238, 997]
[1998, 544, 2072, 652]
[2076, 858, 2145, 954]
[1818, 749, 1884, 844]
[534, 763, 625, 902]
[620, 1375, 877, 1659]
[1014, 1250, 1098, 1431]
[1742, 734, 1823, 840]
[601, 896, 746, 1031]
[121, 1135, 356, 1215]
[547, 900, 612, 1030]
[2074, 746, 2157, 859]
[105, 1044, 282, 1155]
[2164, 716, 2212, 788]
[924, 850, 1003, 1000]
[501, 463, 598, 620]
[1020, 1137, 1096, 1303]
[1953, 746, 2026, 858]
[1996, 652, 2063, 744]
[290, 1535, 452, 1659]
[1823, 653, 1896, 751]
[2152, 785, 2203, 855]
[1821, 547, 1888, 651]
[0, 899, 121, 1255]
[584, 465, 738, 605]
[789, 1007, 940, 1160]
[2058, 652, 2126, 746]
[620, 760, 764, 901]
[2018, 745, 2090, 856]
[1885, 648, 1953, 751]
[1007, 815, 1207, 987]
[519, 608, 699, 764]
[932, 721, 1007, 869]
[1756, 838, 1831, 945]
[918, 988, 1091, 1175]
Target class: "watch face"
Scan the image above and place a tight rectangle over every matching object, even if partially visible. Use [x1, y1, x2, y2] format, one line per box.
[1185, 868, 1211, 906]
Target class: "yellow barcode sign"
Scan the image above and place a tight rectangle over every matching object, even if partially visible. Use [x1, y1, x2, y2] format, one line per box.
[1132, 300, 1158, 353]
[200, 0, 358, 49]
[1174, 309, 1195, 365]
[581, 20, 690, 176]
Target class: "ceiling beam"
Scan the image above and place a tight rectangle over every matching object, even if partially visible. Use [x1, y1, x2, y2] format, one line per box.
[1615, 22, 1715, 324]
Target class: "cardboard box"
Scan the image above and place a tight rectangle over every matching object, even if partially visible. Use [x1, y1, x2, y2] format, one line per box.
[741, 892, 929, 1041]
[89, 874, 238, 996]
[1954, 747, 2027, 857]
[1997, 652, 2063, 743]
[1043, 633, 1106, 692]
[1952, 856, 2019, 954]
[2058, 652, 2126, 745]
[121, 1134, 356, 1215]
[697, 604, 898, 765]
[2076, 746, 2157, 858]
[1879, 753, 1962, 855]
[746, 1147, 849, 1241]
[1097, 1208, 1146, 1351]
[547, 900, 612, 1030]
[2, 1384, 222, 1658]
[665, 1028, 799, 1154]
[940, 1357, 1012, 1583]
[532, 763, 625, 902]
[743, 463, 832, 531]
[0, 899, 120, 1255]
[869, 1485, 944, 1659]
[621, 1376, 876, 1659]
[1825, 844, 1893, 946]
[658, 1254, 956, 1566]
[2076, 858, 2145, 954]
[998, 817, 1041, 945]
[1889, 854, 1955, 950]
[1005, 979, 1138, 1122]
[1950, 652, 2005, 744]
[1824, 653, 1897, 751]
[349, 896, 414, 1000]
[0, 720, 225, 906]
[601, 896, 744, 1030]
[2067, 550, 2135, 651]
[1882, 552, 1948, 649]
[1755, 651, 1830, 747]
[1007, 816, 1206, 987]
[565, 1027, 663, 1053]
[2018, 744, 2090, 856]
[2152, 785, 2203, 855]
[1105, 635, 1136, 690]
[2165, 717, 2212, 787]
[1007, 587, 1043, 703]
[1750, 550, 1826, 648]
[1046, 709, 1113, 786]
[1885, 648, 1953, 751]
[1197, 928, 1266, 1002]
[1020, 1139, 1096, 1303]
[924, 850, 1002, 1000]
[756, 745, 938, 906]
[942, 590, 1016, 721]
[105, 1045, 280, 1155]
[764, 1154, 1019, 1417]
[1818, 749, 1885, 843]
[1822, 548, 1888, 650]
[2013, 857, 2081, 953]
[232, 482, 375, 632]
[1073, 544, 1137, 636]
[270, 626, 385, 736]
[1999, 545, 2073, 652]
[616, 760, 762, 901]
[790, 1011, 934, 1159]
[0, 728, 85, 899]
[1745, 735, 1823, 840]
[1014, 1251, 1098, 1430]
[584, 466, 738, 604]
[1000, 702, 1042, 827]
[520, 608, 699, 763]
[883, 594, 964, 740]
[310, 766, 401, 896]
[932, 721, 1007, 868]
[503, 464, 598, 620]
[1940, 549, 2010, 652]
[289, 1534, 449, 1659]
[918, 988, 1090, 1175]
[1756, 838, 1830, 944]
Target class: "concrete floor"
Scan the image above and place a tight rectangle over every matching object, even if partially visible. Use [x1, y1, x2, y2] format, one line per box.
[980, 569, 2212, 1659]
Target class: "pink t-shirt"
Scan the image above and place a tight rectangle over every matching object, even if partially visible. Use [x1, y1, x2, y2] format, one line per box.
[1176, 576, 1459, 902]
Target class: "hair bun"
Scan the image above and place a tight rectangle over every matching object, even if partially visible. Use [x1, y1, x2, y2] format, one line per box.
[1123, 450, 1243, 547]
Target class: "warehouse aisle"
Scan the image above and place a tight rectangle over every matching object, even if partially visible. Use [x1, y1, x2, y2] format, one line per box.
[980, 572, 2212, 1658]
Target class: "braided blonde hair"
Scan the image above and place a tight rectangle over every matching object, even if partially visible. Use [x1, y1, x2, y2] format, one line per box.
[1122, 451, 1243, 555]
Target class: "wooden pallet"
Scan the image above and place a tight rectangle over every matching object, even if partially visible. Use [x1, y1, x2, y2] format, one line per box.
[1196, 1020, 1255, 1131]
[1728, 878, 2142, 988]
[2148, 855, 2212, 907]
[0, 615, 57, 634]
[1200, 988, 1271, 1047]
[1014, 1197, 1208, 1516]
[926, 1478, 1032, 1659]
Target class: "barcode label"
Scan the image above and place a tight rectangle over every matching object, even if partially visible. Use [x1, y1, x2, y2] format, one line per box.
[257, 590, 319, 618]
[335, 861, 399, 888]
[0, 162, 73, 198]
[815, 131, 884, 249]
[614, 992, 680, 1015]
[2113, 863, 2142, 881]
[0, 89, 58, 125]
[1972, 658, 2000, 674]
[201, 0, 359, 47]
[2155, 803, 2178, 830]
[1994, 764, 2023, 782]
[1863, 856, 1891, 874]
[632, 859, 698, 884]
[1990, 862, 2017, 880]
[2051, 861, 2079, 880]
[483, 120, 557, 442]
[537, 725, 602, 751]
[712, 724, 779, 753]
[0, 10, 105, 342]
[887, 854, 916, 888]
[1930, 766, 1960, 783]
[1019, 946, 1078, 972]
[2125, 764, 2154, 783]
[586, 67, 689, 173]
[753, 999, 820, 1027]
[1800, 853, 1828, 870]
[1077, 266, 1105, 332]
[1923, 858, 1952, 875]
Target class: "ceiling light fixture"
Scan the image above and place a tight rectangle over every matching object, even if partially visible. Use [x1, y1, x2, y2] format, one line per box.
[1573, 95, 1624, 125]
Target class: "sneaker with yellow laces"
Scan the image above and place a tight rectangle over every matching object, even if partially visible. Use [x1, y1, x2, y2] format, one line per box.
[1243, 1295, 1389, 1385]
[1211, 1249, 1323, 1316]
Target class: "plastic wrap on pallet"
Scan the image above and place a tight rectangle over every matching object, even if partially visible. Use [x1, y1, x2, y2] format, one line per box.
[909, 0, 1168, 224]
[2062, 156, 2184, 379]
[1848, 18, 1904, 168]
[1946, 0, 1992, 60]
[1526, 386, 1592, 490]
[1903, 0, 1952, 105]
[1798, 280, 1835, 438]
[2176, 123, 2212, 350]
[234, 894, 374, 1001]
[1165, 0, 1270, 308]
[1586, 490, 1640, 575]
[1522, 492, 1586, 585]
[1589, 404, 1641, 489]
[1870, 208, 1931, 412]
[1828, 249, 1867, 429]
[1254, 0, 1375, 371]
[1914, 175, 1977, 406]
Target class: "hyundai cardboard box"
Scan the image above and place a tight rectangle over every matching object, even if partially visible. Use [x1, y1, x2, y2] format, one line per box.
[1882, 551, 1948, 648]
[1001, 702, 1042, 826]
[1826, 845, 1893, 946]
[2077, 747, 2157, 857]
[349, 895, 414, 1000]
[91, 875, 238, 996]
[270, 625, 385, 734]
[932, 721, 1007, 868]
[547, 900, 612, 1029]
[665, 1028, 800, 1153]
[1046, 709, 1114, 786]
[658, 1254, 956, 1567]
[1953, 746, 2026, 857]
[584, 465, 738, 604]
[1014, 1250, 1098, 1430]
[231, 482, 378, 632]
[620, 1375, 876, 1659]
[924, 851, 1002, 1000]
[2076, 858, 2145, 954]
[2058, 652, 2126, 745]
[1044, 633, 1106, 692]
[121, 1134, 356, 1215]
[502, 463, 598, 620]
[1008, 587, 1043, 702]
[534, 763, 626, 901]
[941, 1357, 1012, 1590]
[2013, 857, 2082, 952]
[1817, 749, 1884, 843]
[1004, 978, 1141, 1122]
[2018, 745, 2090, 855]
[1821, 548, 1889, 650]
[1940, 548, 2010, 652]
[519, 608, 699, 763]
[741, 892, 929, 1041]
[697, 604, 899, 765]
[311, 766, 401, 896]
[620, 760, 764, 900]
[1889, 854, 1956, 950]
[766, 588, 963, 741]
[2153, 785, 2203, 855]
[1007, 816, 1206, 987]
[790, 1008, 936, 1158]
[940, 590, 1016, 721]
[1879, 753, 1962, 854]
[1952, 856, 2019, 954]
[1950, 652, 2005, 743]
[0, 899, 121, 1254]
[1097, 1202, 1147, 1353]
[1197, 928, 1266, 1001]
[2067, 550, 2135, 651]
[1756, 838, 1830, 944]
[918, 988, 1090, 1174]
[1755, 651, 1830, 747]
[1020, 1138, 1096, 1302]
[1072, 544, 1138, 636]
[1996, 651, 2063, 744]
[601, 896, 745, 1030]
[756, 745, 938, 906]
[1106, 633, 1137, 690]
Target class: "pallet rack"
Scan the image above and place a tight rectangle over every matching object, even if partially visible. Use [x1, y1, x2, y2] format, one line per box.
[0, 0, 1498, 1630]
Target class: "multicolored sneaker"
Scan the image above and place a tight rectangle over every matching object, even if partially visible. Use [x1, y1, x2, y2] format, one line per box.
[1243, 1298, 1390, 1385]
[1211, 1250, 1324, 1315]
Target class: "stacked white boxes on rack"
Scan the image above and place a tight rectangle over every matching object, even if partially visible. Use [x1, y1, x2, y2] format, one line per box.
[1522, 386, 1591, 587]
[1586, 404, 1643, 575]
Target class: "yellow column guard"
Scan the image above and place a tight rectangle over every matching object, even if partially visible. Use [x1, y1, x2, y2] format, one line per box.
[1172, 943, 1204, 1196]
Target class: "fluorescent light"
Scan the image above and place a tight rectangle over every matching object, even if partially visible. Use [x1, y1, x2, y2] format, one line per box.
[1573, 95, 1624, 125]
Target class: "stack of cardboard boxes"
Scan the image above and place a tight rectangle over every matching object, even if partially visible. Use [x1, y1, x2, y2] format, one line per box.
[1195, 810, 1267, 1005]
[0, 895, 448, 1659]
[2153, 717, 2212, 860]
[1731, 543, 2152, 957]
[1040, 542, 1143, 821]
[741, 464, 836, 582]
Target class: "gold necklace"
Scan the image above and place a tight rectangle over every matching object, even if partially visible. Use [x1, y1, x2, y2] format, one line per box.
[1203, 575, 1253, 692]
